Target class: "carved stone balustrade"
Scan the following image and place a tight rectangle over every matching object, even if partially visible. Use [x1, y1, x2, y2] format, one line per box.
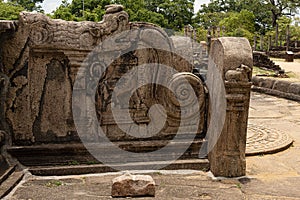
[0, 5, 253, 177]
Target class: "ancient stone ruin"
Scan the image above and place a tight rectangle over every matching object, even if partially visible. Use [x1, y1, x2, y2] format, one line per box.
[0, 5, 253, 179]
[253, 51, 281, 71]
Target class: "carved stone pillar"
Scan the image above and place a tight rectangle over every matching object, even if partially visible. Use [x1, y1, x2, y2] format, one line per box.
[208, 37, 253, 177]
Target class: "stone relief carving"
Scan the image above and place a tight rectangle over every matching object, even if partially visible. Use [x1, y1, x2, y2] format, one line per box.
[225, 64, 252, 82]
[208, 37, 253, 177]
[0, 5, 206, 144]
[0, 5, 253, 177]
[1, 5, 130, 144]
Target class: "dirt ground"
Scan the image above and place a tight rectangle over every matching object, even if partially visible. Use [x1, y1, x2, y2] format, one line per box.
[272, 58, 300, 81]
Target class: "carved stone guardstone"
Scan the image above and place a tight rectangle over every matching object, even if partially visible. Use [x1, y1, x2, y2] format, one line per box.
[0, 5, 207, 170]
[0, 5, 253, 177]
[208, 37, 253, 177]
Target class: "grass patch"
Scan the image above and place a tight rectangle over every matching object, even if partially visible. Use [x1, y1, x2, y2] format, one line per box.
[253, 66, 300, 80]
[46, 180, 63, 187]
[236, 183, 242, 189]
[252, 66, 275, 76]
[285, 71, 298, 79]
[270, 57, 285, 62]
[67, 160, 80, 165]
[86, 161, 99, 165]
[152, 171, 163, 176]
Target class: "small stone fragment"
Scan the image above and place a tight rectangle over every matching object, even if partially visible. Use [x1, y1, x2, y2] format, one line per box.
[111, 173, 155, 198]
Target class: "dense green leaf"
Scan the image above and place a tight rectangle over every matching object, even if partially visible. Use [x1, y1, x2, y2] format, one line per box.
[0, 1, 24, 20]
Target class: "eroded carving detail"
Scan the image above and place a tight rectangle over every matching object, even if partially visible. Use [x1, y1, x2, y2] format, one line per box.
[225, 64, 252, 82]
[1, 5, 130, 144]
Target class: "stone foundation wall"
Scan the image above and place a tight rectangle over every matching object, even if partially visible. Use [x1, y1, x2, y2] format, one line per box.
[252, 76, 300, 101]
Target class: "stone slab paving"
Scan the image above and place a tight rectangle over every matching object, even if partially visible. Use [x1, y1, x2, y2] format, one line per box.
[4, 92, 300, 199]
[5, 171, 246, 200]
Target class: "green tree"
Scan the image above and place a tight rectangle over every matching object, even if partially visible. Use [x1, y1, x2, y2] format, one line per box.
[265, 0, 300, 28]
[196, 0, 299, 34]
[53, 0, 111, 21]
[0, 0, 24, 20]
[195, 26, 207, 42]
[113, 0, 195, 31]
[8, 0, 43, 12]
[114, 0, 167, 27]
[52, 0, 75, 21]
[219, 10, 255, 41]
[194, 11, 229, 29]
[292, 17, 300, 41]
[158, 0, 195, 30]
[52, 0, 195, 33]
[265, 16, 300, 44]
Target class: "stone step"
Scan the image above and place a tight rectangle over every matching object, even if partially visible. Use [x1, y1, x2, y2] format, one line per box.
[0, 165, 16, 184]
[0, 171, 24, 199]
[7, 139, 205, 167]
[29, 159, 209, 176]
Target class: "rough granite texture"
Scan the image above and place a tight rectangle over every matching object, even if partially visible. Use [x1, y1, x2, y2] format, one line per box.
[111, 173, 155, 197]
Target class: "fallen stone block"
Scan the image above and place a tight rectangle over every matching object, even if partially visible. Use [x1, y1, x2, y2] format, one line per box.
[111, 173, 155, 198]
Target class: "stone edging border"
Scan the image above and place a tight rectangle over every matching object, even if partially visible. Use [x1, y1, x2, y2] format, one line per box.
[252, 76, 300, 102]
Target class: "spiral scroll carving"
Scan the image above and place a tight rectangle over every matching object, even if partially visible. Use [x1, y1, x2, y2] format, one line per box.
[164, 72, 206, 121]
[30, 22, 53, 45]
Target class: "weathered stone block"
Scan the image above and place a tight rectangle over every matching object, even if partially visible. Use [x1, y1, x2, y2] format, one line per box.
[111, 173, 155, 197]
[288, 83, 300, 96]
[252, 76, 276, 89]
[261, 78, 276, 89]
[252, 76, 263, 87]
[272, 80, 291, 93]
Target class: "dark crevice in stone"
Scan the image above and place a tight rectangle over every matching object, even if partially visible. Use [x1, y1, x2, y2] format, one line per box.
[9, 37, 30, 76]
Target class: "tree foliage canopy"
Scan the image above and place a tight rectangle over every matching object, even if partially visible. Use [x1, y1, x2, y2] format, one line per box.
[8, 0, 43, 12]
[0, 0, 299, 42]
[196, 0, 299, 34]
[0, 0, 44, 20]
[0, 0, 24, 20]
[52, 0, 195, 31]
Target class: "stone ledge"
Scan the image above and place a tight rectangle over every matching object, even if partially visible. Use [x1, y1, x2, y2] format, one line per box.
[252, 76, 300, 102]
